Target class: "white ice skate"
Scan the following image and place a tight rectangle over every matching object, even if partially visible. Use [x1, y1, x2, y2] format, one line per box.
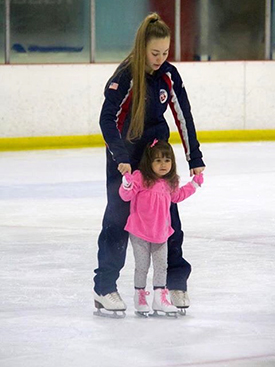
[134, 289, 150, 317]
[169, 290, 190, 316]
[93, 291, 127, 318]
[151, 288, 178, 318]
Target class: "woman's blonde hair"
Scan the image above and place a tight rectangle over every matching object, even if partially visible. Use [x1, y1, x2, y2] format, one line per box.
[123, 13, 171, 141]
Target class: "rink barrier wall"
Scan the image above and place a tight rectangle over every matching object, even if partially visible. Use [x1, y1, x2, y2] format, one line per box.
[0, 129, 275, 151]
[1, 61, 275, 151]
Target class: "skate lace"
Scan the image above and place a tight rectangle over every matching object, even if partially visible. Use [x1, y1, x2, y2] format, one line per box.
[138, 289, 150, 305]
[161, 289, 172, 306]
[108, 292, 122, 302]
[172, 290, 184, 301]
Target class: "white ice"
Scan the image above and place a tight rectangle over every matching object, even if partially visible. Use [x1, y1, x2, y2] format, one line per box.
[0, 142, 275, 367]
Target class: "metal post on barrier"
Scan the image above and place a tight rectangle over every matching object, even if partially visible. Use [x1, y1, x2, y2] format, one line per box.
[90, 0, 95, 63]
[175, 0, 181, 62]
[265, 0, 272, 60]
[5, 0, 10, 64]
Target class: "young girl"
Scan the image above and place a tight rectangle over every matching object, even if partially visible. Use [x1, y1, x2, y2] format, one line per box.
[94, 12, 205, 316]
[119, 140, 203, 316]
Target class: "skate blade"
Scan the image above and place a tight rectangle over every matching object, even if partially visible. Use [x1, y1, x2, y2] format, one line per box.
[94, 300, 126, 318]
[177, 308, 187, 316]
[135, 311, 149, 318]
[93, 309, 126, 319]
[149, 310, 178, 318]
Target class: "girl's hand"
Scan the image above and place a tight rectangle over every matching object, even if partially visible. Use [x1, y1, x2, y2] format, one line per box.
[190, 166, 205, 177]
[192, 173, 204, 187]
[122, 173, 133, 188]
[118, 163, 132, 175]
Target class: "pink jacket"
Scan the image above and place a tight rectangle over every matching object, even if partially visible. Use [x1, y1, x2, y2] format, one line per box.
[119, 170, 197, 244]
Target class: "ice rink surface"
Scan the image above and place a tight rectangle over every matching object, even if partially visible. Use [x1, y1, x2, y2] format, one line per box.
[0, 142, 275, 367]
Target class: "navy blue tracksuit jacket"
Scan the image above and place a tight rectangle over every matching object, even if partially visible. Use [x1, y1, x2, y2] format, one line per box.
[94, 61, 205, 296]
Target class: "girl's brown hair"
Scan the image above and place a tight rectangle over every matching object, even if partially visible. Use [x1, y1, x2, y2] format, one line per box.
[117, 13, 171, 141]
[139, 140, 179, 191]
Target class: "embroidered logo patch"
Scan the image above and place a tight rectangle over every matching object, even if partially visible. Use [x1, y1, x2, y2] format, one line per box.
[159, 89, 168, 104]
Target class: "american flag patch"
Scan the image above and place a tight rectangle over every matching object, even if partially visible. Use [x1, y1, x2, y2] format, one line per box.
[109, 82, 119, 90]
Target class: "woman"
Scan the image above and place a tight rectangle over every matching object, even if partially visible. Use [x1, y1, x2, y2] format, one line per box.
[93, 12, 205, 314]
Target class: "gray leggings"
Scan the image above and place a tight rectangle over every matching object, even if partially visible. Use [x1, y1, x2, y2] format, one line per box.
[129, 234, 168, 289]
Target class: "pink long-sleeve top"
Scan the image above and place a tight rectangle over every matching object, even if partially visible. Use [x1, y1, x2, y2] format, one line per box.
[119, 170, 196, 244]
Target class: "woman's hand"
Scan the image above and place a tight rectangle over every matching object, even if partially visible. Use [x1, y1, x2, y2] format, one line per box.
[190, 166, 205, 177]
[118, 163, 132, 175]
